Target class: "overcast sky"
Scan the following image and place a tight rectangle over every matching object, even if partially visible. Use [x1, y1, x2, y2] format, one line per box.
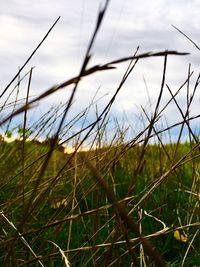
[0, 0, 199, 142]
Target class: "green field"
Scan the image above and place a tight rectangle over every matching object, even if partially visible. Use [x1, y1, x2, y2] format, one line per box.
[0, 138, 199, 266]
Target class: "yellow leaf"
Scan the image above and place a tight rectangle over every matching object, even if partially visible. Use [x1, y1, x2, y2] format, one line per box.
[173, 227, 188, 243]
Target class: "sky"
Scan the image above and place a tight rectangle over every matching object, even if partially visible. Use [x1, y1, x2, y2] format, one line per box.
[0, 0, 199, 143]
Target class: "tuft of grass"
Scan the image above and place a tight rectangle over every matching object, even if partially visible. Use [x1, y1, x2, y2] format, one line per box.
[0, 4, 199, 266]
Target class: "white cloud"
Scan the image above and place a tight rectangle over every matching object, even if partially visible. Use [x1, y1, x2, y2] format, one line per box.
[0, 0, 199, 140]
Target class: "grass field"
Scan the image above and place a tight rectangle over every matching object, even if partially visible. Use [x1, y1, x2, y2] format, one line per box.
[0, 4, 199, 266]
[0, 137, 199, 266]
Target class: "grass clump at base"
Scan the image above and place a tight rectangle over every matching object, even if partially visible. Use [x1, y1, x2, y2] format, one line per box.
[0, 5, 199, 266]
